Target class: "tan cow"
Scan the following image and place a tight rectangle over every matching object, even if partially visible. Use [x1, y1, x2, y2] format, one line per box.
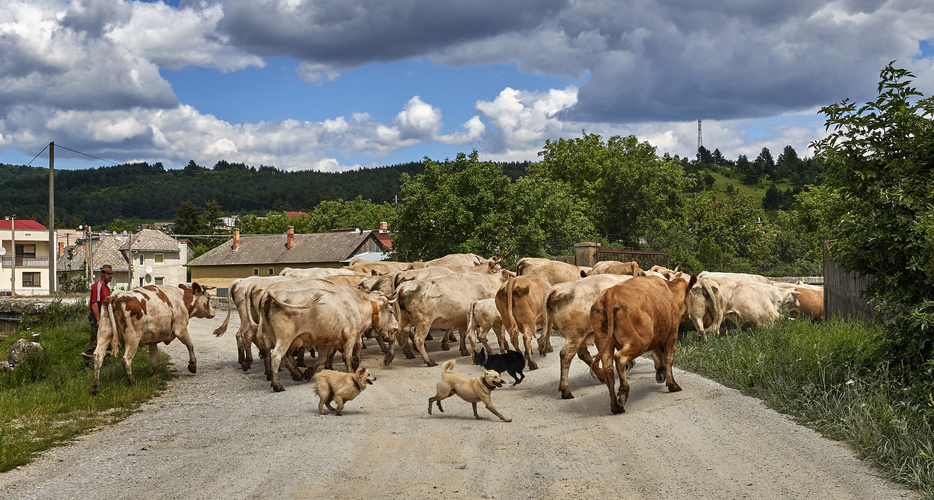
[258, 285, 398, 392]
[388, 270, 512, 366]
[590, 274, 697, 413]
[541, 274, 632, 399]
[698, 271, 771, 284]
[357, 272, 399, 297]
[465, 298, 509, 355]
[279, 267, 359, 278]
[407, 253, 500, 270]
[700, 278, 800, 333]
[495, 275, 551, 370]
[586, 260, 646, 277]
[345, 260, 411, 275]
[516, 257, 589, 285]
[91, 283, 215, 395]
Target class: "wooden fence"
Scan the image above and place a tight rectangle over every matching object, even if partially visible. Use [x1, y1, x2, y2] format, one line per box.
[823, 242, 875, 322]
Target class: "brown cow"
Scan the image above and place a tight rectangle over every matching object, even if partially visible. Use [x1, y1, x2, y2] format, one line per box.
[590, 274, 697, 413]
[586, 260, 646, 277]
[495, 275, 551, 369]
[772, 282, 823, 321]
[91, 283, 215, 395]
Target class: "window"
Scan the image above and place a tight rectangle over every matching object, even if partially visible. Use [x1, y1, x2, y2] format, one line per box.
[139, 255, 145, 265]
[253, 268, 259, 276]
[22, 272, 40, 287]
[155, 277, 164, 285]
[268, 268, 274, 275]
[15, 244, 36, 257]
[139, 277, 144, 287]
[155, 254, 164, 264]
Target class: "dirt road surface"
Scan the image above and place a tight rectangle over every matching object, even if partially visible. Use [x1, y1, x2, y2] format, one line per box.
[0, 312, 915, 499]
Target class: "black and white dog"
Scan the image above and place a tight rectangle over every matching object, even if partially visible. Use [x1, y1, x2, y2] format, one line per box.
[472, 348, 526, 386]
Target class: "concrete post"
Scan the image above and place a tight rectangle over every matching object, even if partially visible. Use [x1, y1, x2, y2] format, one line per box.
[573, 242, 600, 268]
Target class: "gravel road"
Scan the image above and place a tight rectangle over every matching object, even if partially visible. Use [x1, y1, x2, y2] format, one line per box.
[0, 312, 916, 499]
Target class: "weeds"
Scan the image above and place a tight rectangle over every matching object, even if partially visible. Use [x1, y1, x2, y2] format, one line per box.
[676, 318, 934, 498]
[0, 300, 173, 472]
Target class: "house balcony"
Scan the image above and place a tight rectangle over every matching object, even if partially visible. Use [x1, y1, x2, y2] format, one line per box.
[1, 257, 49, 268]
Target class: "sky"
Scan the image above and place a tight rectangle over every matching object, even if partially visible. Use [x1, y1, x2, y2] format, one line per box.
[1, 0, 933, 173]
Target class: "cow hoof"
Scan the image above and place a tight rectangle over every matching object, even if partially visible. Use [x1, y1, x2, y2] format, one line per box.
[655, 370, 665, 383]
[272, 383, 285, 392]
[188, 363, 197, 374]
[668, 383, 682, 393]
[459, 349, 470, 357]
[560, 390, 575, 400]
[527, 362, 538, 371]
[426, 361, 438, 367]
[611, 406, 625, 414]
[440, 343, 450, 351]
[405, 352, 416, 359]
[291, 373, 304, 382]
[383, 354, 394, 366]
[90, 386, 99, 396]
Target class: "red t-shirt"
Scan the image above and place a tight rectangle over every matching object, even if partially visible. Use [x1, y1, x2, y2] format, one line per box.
[89, 280, 111, 310]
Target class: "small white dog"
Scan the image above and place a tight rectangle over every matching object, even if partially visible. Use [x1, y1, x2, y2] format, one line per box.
[428, 359, 511, 422]
[313, 367, 376, 416]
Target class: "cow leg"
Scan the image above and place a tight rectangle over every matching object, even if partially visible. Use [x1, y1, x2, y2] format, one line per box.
[90, 323, 116, 395]
[658, 341, 681, 393]
[458, 324, 471, 357]
[401, 329, 417, 359]
[478, 328, 494, 355]
[269, 341, 290, 392]
[522, 325, 538, 370]
[413, 323, 437, 367]
[121, 341, 140, 386]
[492, 323, 508, 354]
[558, 338, 582, 399]
[342, 336, 358, 372]
[147, 343, 159, 375]
[282, 352, 305, 382]
[612, 350, 632, 411]
[508, 328, 521, 357]
[440, 328, 454, 351]
[175, 328, 198, 374]
[539, 326, 554, 354]
[295, 347, 307, 368]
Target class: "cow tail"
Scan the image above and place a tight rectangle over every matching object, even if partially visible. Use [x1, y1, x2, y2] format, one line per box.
[212, 282, 235, 337]
[106, 299, 121, 357]
[541, 289, 555, 340]
[466, 301, 478, 341]
[506, 279, 518, 336]
[589, 293, 615, 381]
[392, 291, 406, 347]
[245, 283, 259, 330]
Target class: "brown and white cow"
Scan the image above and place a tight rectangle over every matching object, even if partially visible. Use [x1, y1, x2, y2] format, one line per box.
[257, 285, 398, 392]
[772, 282, 824, 321]
[586, 260, 646, 277]
[590, 274, 697, 413]
[388, 270, 512, 366]
[495, 274, 551, 369]
[541, 274, 632, 399]
[91, 283, 215, 395]
[465, 298, 509, 355]
[516, 257, 589, 285]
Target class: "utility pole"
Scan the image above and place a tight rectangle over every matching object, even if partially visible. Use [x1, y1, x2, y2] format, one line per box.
[697, 119, 703, 152]
[10, 214, 15, 296]
[48, 141, 56, 294]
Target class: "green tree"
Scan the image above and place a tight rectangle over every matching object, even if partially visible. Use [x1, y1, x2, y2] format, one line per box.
[682, 190, 768, 272]
[812, 63, 934, 366]
[173, 200, 205, 235]
[203, 200, 223, 231]
[107, 218, 136, 234]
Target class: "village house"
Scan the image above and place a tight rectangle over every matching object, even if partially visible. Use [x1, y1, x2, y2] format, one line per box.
[57, 229, 188, 291]
[187, 226, 388, 297]
[0, 218, 52, 296]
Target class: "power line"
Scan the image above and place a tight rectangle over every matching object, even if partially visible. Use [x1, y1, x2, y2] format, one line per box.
[54, 144, 120, 166]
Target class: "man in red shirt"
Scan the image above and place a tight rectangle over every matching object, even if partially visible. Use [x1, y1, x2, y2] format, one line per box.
[83, 264, 113, 368]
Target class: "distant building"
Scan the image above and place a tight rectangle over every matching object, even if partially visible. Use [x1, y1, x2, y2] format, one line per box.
[0, 219, 50, 296]
[187, 227, 388, 296]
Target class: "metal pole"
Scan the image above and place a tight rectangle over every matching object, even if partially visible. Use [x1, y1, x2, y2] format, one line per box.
[48, 142, 56, 294]
[11, 215, 15, 296]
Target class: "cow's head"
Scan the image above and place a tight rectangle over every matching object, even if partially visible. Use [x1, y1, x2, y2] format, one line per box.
[183, 282, 216, 319]
[781, 288, 801, 311]
[376, 297, 399, 335]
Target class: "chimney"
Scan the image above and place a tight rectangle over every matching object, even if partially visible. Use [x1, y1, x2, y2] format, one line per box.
[286, 226, 295, 250]
[232, 228, 240, 251]
[379, 221, 388, 231]
[58, 242, 65, 256]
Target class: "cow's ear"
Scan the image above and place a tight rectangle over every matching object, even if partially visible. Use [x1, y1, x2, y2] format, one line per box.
[192, 283, 203, 293]
[178, 283, 188, 290]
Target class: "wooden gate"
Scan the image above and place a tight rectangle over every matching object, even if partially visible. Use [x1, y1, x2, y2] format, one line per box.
[594, 249, 669, 270]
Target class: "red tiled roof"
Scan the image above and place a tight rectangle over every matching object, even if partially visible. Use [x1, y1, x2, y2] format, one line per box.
[285, 211, 310, 218]
[0, 220, 46, 230]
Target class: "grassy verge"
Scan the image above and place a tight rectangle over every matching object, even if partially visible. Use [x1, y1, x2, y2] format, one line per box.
[675, 318, 934, 498]
[0, 300, 174, 472]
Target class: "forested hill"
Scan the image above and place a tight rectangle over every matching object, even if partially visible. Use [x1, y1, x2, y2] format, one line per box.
[0, 160, 530, 226]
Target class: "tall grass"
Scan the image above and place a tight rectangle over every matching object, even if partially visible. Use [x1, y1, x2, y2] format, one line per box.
[0, 300, 174, 472]
[676, 318, 934, 498]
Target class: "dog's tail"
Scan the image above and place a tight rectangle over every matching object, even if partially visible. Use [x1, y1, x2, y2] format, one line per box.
[442, 359, 456, 373]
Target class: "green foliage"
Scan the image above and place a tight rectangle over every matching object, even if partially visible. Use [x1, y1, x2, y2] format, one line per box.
[676, 319, 934, 497]
[389, 151, 594, 264]
[107, 218, 137, 234]
[812, 63, 934, 367]
[680, 190, 767, 271]
[236, 197, 395, 235]
[533, 132, 690, 241]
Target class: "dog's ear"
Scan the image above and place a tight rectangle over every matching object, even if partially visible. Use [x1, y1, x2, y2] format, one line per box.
[355, 367, 367, 375]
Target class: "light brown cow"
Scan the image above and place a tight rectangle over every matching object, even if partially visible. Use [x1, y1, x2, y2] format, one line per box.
[279, 267, 360, 278]
[697, 277, 800, 334]
[541, 274, 632, 399]
[698, 270, 771, 284]
[91, 283, 216, 395]
[407, 253, 500, 270]
[586, 260, 646, 277]
[388, 270, 512, 366]
[516, 257, 589, 285]
[465, 298, 509, 355]
[495, 275, 551, 369]
[590, 274, 697, 413]
[772, 282, 824, 321]
[258, 285, 398, 392]
[345, 260, 411, 275]
[357, 272, 399, 297]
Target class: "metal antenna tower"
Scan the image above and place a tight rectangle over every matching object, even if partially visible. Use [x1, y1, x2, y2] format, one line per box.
[697, 119, 703, 151]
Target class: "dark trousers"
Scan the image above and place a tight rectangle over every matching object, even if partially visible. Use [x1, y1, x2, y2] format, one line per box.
[83, 310, 104, 358]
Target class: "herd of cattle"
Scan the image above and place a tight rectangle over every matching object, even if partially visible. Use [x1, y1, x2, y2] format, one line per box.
[88, 253, 823, 413]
